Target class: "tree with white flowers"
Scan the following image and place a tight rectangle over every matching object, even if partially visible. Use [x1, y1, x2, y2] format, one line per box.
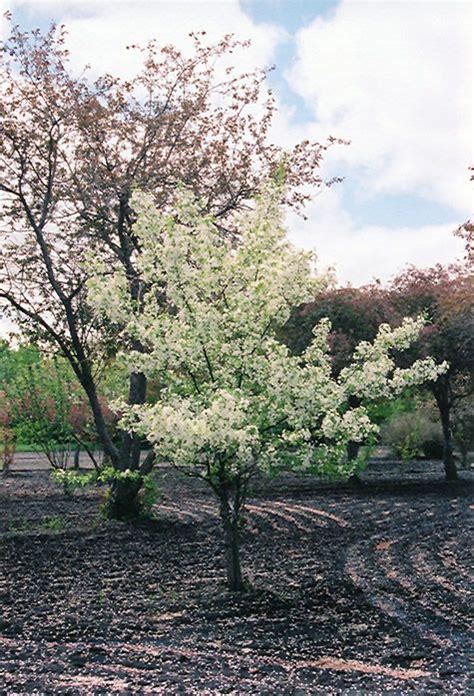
[87, 184, 447, 591]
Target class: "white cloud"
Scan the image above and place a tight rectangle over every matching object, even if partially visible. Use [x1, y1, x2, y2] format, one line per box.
[8, 0, 283, 79]
[289, 0, 472, 214]
[287, 187, 466, 286]
[1, 0, 470, 304]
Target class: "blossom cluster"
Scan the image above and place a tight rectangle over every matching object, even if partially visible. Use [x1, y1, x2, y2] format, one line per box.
[339, 317, 447, 401]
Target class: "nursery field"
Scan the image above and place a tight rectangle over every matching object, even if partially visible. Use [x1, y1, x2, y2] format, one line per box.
[0, 462, 472, 694]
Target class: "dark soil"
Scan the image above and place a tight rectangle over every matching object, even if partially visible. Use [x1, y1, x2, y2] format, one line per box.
[0, 461, 472, 694]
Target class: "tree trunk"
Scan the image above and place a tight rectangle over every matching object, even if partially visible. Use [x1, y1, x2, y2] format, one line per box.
[2, 436, 14, 475]
[118, 371, 146, 473]
[103, 371, 148, 520]
[434, 379, 458, 482]
[458, 441, 468, 468]
[439, 404, 458, 482]
[107, 477, 144, 520]
[347, 441, 363, 485]
[346, 396, 363, 485]
[219, 494, 245, 592]
[73, 444, 80, 469]
[79, 366, 120, 466]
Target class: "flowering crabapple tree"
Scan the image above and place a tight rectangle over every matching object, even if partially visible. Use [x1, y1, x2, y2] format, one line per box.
[0, 18, 343, 518]
[87, 184, 446, 591]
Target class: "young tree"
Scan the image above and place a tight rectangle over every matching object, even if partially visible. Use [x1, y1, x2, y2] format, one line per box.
[88, 186, 445, 590]
[391, 264, 474, 481]
[0, 341, 109, 469]
[0, 18, 341, 517]
[0, 391, 15, 474]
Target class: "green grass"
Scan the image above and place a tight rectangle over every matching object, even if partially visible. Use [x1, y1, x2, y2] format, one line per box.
[0, 442, 100, 454]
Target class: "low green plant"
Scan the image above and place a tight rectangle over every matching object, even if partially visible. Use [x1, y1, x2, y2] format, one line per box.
[140, 474, 160, 516]
[7, 519, 31, 533]
[381, 406, 443, 462]
[42, 515, 66, 532]
[52, 468, 98, 495]
[97, 589, 106, 606]
[52, 465, 160, 517]
[399, 425, 422, 463]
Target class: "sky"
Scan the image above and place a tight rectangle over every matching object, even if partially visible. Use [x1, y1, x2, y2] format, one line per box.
[1, 0, 472, 286]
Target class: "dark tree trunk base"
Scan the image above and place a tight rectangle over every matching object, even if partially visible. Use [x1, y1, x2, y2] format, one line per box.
[444, 461, 458, 482]
[348, 473, 364, 487]
[219, 494, 245, 592]
[105, 479, 144, 521]
[73, 446, 80, 470]
[436, 387, 458, 484]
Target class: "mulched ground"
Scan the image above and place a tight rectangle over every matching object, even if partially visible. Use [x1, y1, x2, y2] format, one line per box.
[0, 461, 472, 694]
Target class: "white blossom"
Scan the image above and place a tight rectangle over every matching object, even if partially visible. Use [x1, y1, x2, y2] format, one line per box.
[88, 184, 448, 484]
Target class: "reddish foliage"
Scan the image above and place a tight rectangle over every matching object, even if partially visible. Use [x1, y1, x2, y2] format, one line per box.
[390, 263, 474, 371]
[284, 284, 399, 375]
[390, 263, 474, 480]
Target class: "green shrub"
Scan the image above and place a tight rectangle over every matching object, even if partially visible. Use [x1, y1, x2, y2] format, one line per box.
[381, 408, 442, 462]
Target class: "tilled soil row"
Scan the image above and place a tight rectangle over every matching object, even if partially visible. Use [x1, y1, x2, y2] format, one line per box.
[0, 468, 472, 694]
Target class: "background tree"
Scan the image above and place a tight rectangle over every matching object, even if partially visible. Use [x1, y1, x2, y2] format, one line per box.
[0, 19, 341, 517]
[0, 391, 14, 474]
[455, 220, 473, 267]
[283, 284, 397, 374]
[0, 342, 40, 474]
[0, 340, 110, 469]
[390, 264, 474, 481]
[454, 165, 473, 266]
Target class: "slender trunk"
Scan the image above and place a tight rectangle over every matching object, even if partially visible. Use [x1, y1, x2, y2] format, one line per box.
[439, 404, 458, 482]
[434, 380, 458, 482]
[219, 492, 244, 592]
[347, 441, 362, 485]
[80, 367, 119, 466]
[81, 441, 100, 471]
[73, 444, 80, 469]
[2, 434, 14, 475]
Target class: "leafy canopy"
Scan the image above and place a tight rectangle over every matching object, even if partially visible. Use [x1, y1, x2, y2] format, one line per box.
[87, 185, 447, 486]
